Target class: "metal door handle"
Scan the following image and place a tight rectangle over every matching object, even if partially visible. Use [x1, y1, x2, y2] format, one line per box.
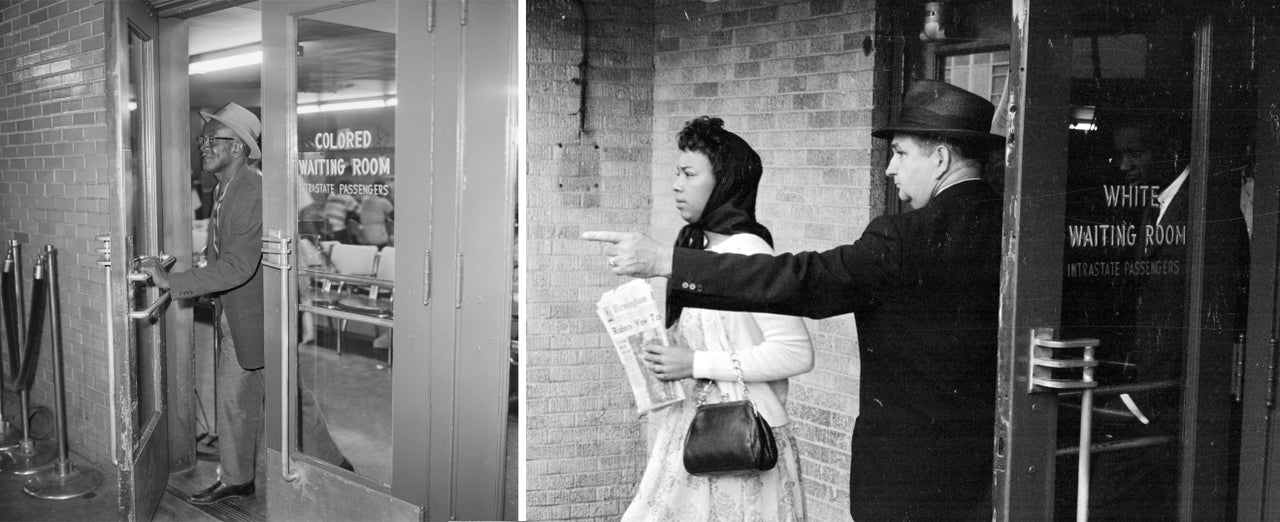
[1028, 328, 1099, 522]
[261, 235, 300, 482]
[128, 291, 170, 321]
[127, 254, 176, 283]
[126, 253, 175, 321]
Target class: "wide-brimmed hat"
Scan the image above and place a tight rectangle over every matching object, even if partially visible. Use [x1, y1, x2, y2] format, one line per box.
[200, 102, 261, 159]
[872, 80, 1005, 152]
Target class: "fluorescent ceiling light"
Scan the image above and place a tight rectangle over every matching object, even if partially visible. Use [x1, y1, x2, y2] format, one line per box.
[1069, 105, 1096, 132]
[298, 98, 397, 114]
[189, 50, 262, 75]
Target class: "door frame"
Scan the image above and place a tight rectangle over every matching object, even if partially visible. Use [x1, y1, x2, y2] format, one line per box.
[104, 1, 171, 520]
[260, 1, 420, 520]
[260, 0, 516, 519]
[1238, 4, 1280, 518]
[995, 0, 1273, 519]
[992, 1, 1072, 518]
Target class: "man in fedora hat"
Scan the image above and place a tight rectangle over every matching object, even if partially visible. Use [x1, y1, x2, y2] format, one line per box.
[584, 80, 1006, 519]
[141, 102, 352, 505]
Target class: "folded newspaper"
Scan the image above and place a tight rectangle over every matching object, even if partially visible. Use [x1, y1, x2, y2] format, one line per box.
[596, 280, 685, 414]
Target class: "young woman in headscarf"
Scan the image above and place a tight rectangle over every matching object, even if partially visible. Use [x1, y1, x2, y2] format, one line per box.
[624, 116, 814, 521]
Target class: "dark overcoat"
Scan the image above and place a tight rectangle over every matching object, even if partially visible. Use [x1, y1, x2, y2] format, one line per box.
[169, 170, 265, 370]
[668, 180, 1003, 520]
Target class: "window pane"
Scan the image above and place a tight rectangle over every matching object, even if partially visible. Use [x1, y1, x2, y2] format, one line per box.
[294, 1, 396, 486]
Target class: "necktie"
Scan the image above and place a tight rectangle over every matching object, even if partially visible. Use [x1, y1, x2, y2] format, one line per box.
[211, 184, 226, 256]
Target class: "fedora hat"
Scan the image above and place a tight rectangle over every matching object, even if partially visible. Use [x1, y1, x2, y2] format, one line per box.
[872, 80, 1005, 152]
[200, 102, 261, 159]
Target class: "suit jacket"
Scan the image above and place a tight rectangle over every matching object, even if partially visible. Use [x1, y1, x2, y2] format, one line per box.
[1123, 177, 1249, 433]
[170, 170, 265, 370]
[669, 180, 1003, 520]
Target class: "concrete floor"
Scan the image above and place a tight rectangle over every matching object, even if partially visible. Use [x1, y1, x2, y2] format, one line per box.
[0, 313, 518, 521]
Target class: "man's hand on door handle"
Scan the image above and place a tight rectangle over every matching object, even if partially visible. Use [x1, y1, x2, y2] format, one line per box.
[136, 256, 172, 290]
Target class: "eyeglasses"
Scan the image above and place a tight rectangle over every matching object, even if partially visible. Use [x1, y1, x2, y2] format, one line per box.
[196, 135, 239, 147]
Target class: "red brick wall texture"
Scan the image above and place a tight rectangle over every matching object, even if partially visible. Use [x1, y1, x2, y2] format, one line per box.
[527, 0, 888, 520]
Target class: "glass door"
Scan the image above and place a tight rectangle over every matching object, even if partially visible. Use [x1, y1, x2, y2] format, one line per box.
[997, 0, 1267, 520]
[260, 0, 517, 519]
[106, 1, 171, 520]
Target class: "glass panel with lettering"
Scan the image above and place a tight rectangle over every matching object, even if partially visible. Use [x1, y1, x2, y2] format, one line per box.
[293, 2, 395, 485]
[1056, 5, 1248, 519]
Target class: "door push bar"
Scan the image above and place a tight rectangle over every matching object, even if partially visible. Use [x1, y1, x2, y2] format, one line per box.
[261, 234, 300, 482]
[1028, 328, 1099, 522]
[126, 254, 175, 321]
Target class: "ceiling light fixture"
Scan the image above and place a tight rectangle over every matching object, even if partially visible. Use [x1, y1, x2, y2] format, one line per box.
[189, 50, 263, 75]
[297, 97, 398, 115]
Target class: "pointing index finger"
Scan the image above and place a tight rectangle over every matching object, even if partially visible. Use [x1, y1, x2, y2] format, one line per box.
[581, 231, 628, 244]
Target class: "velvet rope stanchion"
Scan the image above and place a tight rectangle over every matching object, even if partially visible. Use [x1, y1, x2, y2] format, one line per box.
[24, 246, 103, 500]
[0, 242, 24, 450]
[0, 242, 55, 476]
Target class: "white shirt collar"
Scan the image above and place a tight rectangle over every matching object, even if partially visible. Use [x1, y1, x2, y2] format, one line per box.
[1156, 166, 1190, 225]
[935, 177, 984, 196]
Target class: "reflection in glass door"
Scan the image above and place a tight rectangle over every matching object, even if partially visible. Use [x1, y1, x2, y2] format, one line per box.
[262, 0, 516, 519]
[292, 5, 397, 486]
[997, 1, 1254, 520]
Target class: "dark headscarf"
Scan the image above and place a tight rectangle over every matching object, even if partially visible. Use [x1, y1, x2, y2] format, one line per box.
[667, 116, 773, 327]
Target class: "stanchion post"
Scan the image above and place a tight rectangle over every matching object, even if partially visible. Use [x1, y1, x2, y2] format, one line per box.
[0, 244, 55, 476]
[0, 242, 23, 449]
[23, 246, 103, 499]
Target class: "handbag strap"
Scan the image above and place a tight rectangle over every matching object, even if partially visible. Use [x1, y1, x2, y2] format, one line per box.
[694, 311, 749, 406]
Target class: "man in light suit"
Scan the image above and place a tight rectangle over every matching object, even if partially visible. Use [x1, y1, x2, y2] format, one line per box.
[586, 80, 1006, 520]
[141, 102, 351, 505]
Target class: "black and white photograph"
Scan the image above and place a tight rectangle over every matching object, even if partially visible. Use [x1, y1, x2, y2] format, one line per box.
[1, 0, 1280, 521]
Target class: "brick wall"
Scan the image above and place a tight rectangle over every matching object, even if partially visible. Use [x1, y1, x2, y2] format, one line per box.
[649, 1, 884, 518]
[529, 0, 889, 520]
[525, 0, 657, 519]
[0, 0, 112, 466]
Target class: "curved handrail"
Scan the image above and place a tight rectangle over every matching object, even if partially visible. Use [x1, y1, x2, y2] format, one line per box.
[297, 268, 394, 288]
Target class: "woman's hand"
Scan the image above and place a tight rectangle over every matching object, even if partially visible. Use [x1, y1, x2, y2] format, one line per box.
[643, 340, 694, 381]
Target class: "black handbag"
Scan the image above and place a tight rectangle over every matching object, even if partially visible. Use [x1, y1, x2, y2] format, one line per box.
[683, 356, 778, 476]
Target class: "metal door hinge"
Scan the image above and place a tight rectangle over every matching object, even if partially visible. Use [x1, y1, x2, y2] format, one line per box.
[423, 250, 432, 306]
[455, 252, 463, 309]
[1268, 338, 1279, 409]
[1232, 333, 1246, 402]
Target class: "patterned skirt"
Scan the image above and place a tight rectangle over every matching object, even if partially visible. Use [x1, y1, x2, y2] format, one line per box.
[622, 388, 806, 522]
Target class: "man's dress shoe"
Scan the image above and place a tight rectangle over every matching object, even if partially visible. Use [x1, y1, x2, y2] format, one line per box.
[188, 480, 254, 505]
